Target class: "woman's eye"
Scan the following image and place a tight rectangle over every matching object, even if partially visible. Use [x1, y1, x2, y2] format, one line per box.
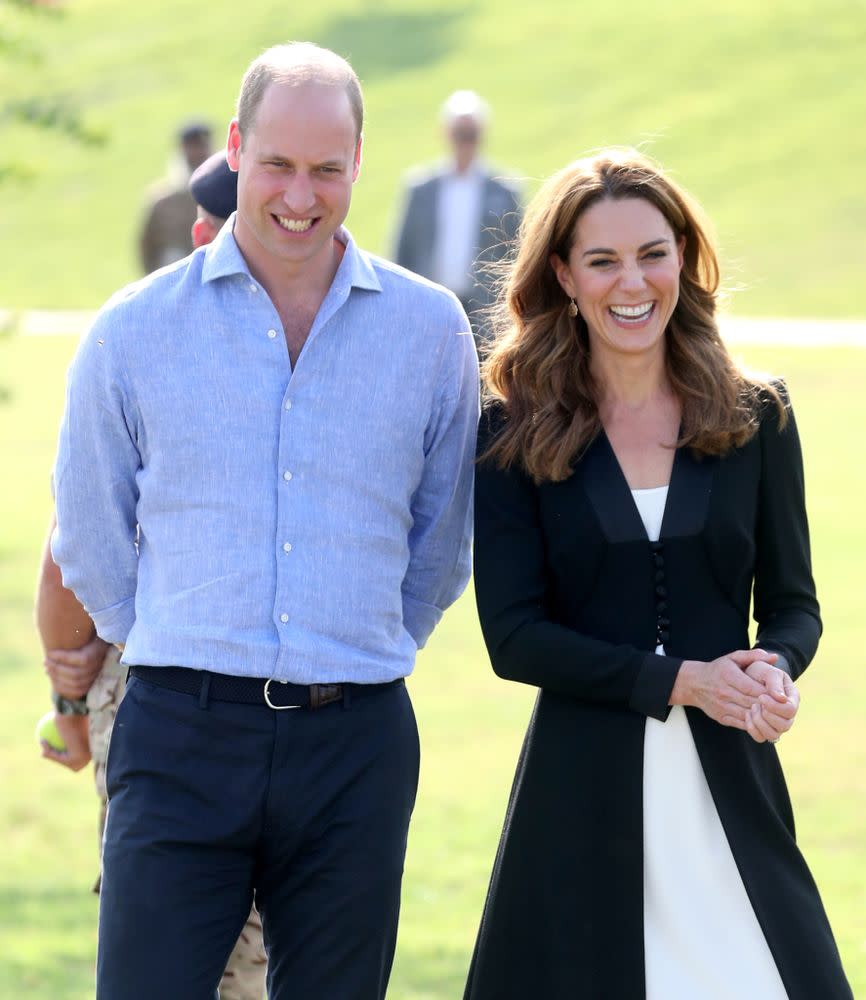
[589, 259, 613, 268]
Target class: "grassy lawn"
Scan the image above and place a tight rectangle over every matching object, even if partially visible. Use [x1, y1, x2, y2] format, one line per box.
[0, 333, 863, 997]
[1, 0, 864, 316]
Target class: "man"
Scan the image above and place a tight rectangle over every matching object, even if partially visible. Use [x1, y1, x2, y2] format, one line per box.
[138, 119, 213, 273]
[37, 150, 266, 1000]
[52, 43, 478, 1000]
[392, 89, 522, 342]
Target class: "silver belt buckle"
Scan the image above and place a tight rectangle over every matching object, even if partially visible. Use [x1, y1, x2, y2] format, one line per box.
[263, 678, 302, 710]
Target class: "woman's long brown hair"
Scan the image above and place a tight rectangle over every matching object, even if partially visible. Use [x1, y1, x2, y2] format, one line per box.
[482, 149, 785, 483]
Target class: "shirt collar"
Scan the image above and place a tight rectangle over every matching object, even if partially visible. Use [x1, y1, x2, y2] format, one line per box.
[201, 217, 381, 294]
[446, 157, 486, 181]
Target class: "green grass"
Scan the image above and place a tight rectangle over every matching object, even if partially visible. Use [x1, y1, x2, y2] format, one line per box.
[0, 332, 864, 997]
[1, 0, 864, 316]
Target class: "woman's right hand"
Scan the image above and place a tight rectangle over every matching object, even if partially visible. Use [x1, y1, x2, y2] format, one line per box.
[670, 649, 779, 730]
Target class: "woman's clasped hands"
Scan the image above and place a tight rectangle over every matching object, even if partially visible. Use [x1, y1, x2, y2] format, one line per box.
[671, 649, 799, 744]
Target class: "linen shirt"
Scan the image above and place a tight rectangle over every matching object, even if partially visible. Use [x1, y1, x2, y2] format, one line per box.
[52, 222, 479, 683]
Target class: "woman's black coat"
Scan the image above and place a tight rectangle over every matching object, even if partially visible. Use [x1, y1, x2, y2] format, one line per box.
[464, 395, 852, 999]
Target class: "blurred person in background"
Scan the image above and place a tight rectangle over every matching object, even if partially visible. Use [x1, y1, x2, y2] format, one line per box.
[36, 150, 266, 1000]
[392, 89, 521, 343]
[464, 149, 852, 999]
[52, 42, 477, 1000]
[138, 119, 213, 273]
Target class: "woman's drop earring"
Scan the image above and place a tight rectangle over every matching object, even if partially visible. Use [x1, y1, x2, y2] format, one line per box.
[567, 298, 579, 318]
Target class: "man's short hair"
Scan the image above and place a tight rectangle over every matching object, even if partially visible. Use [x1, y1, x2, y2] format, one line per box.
[440, 90, 489, 128]
[237, 42, 363, 143]
[178, 120, 212, 144]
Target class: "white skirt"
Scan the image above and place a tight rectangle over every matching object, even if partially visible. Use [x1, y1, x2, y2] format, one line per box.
[643, 704, 788, 999]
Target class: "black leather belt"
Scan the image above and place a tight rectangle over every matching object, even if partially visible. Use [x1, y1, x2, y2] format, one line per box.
[129, 665, 400, 710]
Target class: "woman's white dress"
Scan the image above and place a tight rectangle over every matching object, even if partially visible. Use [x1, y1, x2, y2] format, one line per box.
[632, 486, 788, 1000]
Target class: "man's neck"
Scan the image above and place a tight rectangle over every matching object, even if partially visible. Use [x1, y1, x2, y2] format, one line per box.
[235, 231, 345, 313]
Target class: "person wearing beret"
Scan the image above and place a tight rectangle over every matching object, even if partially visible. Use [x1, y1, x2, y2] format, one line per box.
[35, 143, 267, 1000]
[464, 149, 852, 999]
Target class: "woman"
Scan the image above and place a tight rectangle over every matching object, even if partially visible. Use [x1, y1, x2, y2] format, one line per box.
[464, 150, 851, 999]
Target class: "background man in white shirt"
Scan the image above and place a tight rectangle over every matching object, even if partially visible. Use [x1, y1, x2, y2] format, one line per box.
[392, 90, 522, 343]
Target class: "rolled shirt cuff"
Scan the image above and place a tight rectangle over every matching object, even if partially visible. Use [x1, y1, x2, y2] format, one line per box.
[402, 594, 444, 651]
[90, 598, 135, 647]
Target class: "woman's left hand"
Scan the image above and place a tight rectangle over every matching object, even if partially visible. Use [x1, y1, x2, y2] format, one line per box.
[743, 660, 800, 744]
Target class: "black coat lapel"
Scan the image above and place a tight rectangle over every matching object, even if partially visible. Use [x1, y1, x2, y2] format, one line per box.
[660, 447, 716, 538]
[580, 432, 647, 543]
[581, 433, 716, 543]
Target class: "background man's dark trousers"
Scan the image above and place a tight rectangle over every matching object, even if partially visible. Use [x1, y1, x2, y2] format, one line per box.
[97, 671, 420, 1000]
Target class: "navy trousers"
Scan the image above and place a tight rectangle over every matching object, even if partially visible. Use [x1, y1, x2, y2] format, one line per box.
[97, 673, 420, 999]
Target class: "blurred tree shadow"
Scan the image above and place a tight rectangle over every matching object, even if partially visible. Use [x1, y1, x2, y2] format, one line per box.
[318, 6, 470, 80]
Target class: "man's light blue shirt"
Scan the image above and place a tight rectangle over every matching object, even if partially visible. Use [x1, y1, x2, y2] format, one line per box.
[52, 222, 479, 683]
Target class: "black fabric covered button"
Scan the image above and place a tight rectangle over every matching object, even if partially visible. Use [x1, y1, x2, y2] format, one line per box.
[653, 553, 665, 569]
[658, 616, 670, 627]
[655, 585, 668, 598]
[658, 629, 671, 644]
[657, 599, 669, 613]
[650, 541, 663, 553]
[654, 570, 665, 583]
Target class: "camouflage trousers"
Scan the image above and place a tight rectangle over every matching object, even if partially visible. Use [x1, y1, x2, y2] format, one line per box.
[88, 649, 268, 1000]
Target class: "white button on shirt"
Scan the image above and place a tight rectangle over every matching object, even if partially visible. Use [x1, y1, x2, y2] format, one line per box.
[283, 471, 292, 481]
[267, 329, 277, 339]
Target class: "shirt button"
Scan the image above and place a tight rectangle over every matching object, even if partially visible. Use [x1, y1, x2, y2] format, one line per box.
[279, 613, 289, 623]
[267, 329, 277, 339]
[283, 542, 292, 553]
[284, 399, 292, 410]
[283, 470, 292, 481]
[249, 283, 258, 293]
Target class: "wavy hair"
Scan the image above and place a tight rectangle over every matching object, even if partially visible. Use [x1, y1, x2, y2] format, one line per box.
[482, 149, 785, 483]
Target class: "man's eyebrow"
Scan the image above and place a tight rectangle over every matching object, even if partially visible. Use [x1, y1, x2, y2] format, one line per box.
[582, 237, 671, 257]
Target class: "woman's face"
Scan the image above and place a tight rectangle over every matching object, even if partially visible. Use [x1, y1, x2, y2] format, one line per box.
[551, 196, 684, 364]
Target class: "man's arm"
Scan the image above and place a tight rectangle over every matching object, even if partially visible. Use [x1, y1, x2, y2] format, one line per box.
[52, 311, 142, 647]
[401, 314, 480, 649]
[35, 514, 109, 771]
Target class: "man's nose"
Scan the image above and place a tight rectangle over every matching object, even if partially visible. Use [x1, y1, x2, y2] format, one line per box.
[282, 174, 315, 214]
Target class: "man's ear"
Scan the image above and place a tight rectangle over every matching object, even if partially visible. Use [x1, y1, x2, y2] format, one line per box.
[352, 135, 363, 182]
[226, 120, 242, 171]
[192, 217, 218, 249]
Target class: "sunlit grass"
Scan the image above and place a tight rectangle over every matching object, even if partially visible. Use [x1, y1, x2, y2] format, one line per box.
[0, 334, 863, 996]
[0, 0, 863, 315]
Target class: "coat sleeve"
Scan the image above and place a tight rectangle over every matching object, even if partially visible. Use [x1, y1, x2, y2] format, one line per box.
[473, 409, 681, 720]
[752, 387, 822, 678]
[391, 181, 422, 273]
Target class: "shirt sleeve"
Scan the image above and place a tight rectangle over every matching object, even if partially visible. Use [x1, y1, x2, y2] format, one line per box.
[473, 407, 681, 721]
[401, 308, 479, 649]
[51, 311, 142, 645]
[752, 385, 822, 678]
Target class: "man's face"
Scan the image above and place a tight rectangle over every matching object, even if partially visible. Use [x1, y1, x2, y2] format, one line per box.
[183, 134, 212, 172]
[447, 114, 482, 164]
[227, 81, 361, 280]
